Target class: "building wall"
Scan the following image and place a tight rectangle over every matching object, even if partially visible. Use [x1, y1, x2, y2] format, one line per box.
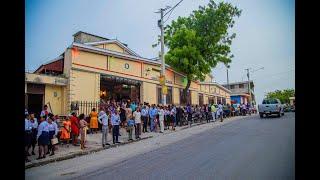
[142, 81, 157, 104]
[44, 85, 64, 115]
[73, 50, 107, 69]
[191, 91, 198, 105]
[71, 70, 100, 102]
[173, 87, 180, 105]
[204, 95, 208, 104]
[109, 56, 142, 77]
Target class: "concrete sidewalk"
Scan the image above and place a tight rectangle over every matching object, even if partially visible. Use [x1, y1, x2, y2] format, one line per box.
[25, 115, 252, 169]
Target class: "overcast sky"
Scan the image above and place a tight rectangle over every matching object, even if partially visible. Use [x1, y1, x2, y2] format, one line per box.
[26, 0, 295, 104]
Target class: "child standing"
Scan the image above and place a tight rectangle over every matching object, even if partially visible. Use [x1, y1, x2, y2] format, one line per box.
[79, 114, 88, 150]
[127, 117, 135, 141]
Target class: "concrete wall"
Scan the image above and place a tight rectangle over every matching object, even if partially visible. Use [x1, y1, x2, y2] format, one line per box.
[191, 91, 198, 105]
[142, 81, 157, 104]
[44, 85, 64, 115]
[173, 87, 180, 105]
[73, 50, 107, 69]
[109, 56, 142, 77]
[71, 70, 100, 102]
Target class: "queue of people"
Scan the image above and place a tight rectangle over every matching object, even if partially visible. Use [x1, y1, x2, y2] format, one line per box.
[25, 100, 250, 163]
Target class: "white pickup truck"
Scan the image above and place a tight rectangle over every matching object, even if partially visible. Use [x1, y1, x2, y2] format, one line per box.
[258, 98, 284, 118]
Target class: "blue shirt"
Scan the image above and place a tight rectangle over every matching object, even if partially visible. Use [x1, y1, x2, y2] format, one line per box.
[130, 103, 136, 112]
[111, 113, 120, 126]
[187, 106, 192, 113]
[127, 119, 135, 126]
[25, 119, 32, 131]
[141, 108, 148, 117]
[48, 122, 58, 136]
[37, 121, 49, 139]
[150, 108, 158, 118]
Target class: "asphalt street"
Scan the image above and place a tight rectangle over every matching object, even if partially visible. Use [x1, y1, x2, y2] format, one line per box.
[26, 113, 295, 180]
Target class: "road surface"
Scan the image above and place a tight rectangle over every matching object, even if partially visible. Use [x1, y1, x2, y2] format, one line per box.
[26, 113, 295, 180]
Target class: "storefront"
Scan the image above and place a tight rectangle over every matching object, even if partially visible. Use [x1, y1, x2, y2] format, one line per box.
[100, 74, 141, 103]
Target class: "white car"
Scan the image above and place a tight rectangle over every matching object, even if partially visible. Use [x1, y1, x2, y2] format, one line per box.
[258, 98, 284, 118]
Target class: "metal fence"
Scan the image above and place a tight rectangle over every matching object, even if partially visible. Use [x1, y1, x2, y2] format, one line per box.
[71, 101, 100, 116]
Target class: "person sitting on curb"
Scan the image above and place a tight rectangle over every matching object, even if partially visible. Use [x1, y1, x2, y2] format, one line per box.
[127, 117, 135, 141]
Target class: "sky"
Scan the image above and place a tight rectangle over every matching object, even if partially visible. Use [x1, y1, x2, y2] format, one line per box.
[26, 0, 295, 104]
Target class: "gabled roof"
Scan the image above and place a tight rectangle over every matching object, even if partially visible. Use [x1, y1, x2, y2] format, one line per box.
[34, 55, 64, 73]
[73, 31, 109, 41]
[84, 39, 140, 57]
[199, 82, 232, 93]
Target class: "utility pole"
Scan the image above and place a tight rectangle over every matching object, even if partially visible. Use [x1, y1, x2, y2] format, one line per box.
[157, 7, 170, 105]
[160, 8, 166, 105]
[245, 68, 251, 105]
[226, 65, 230, 89]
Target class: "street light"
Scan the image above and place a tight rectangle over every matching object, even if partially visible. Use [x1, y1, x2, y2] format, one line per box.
[245, 67, 264, 105]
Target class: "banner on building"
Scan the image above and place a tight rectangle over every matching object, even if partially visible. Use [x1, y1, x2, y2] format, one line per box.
[162, 85, 168, 95]
[159, 75, 165, 85]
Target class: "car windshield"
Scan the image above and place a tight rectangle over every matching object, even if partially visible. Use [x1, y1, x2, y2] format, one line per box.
[262, 99, 278, 104]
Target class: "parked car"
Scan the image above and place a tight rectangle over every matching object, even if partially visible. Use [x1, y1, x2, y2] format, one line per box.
[258, 98, 284, 118]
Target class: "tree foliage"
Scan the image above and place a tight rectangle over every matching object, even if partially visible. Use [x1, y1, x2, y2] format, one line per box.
[265, 89, 295, 104]
[157, 0, 241, 103]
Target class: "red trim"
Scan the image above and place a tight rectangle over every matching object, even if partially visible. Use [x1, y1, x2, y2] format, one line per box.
[72, 62, 153, 80]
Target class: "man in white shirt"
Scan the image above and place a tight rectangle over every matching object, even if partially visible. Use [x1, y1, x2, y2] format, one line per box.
[133, 107, 142, 139]
[98, 110, 110, 147]
[218, 103, 224, 122]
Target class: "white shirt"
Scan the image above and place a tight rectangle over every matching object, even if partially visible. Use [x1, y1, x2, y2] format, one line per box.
[133, 111, 141, 124]
[98, 111, 108, 126]
[37, 121, 49, 139]
[158, 109, 165, 121]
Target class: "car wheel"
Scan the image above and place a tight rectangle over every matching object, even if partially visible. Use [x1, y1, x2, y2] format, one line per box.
[259, 113, 263, 118]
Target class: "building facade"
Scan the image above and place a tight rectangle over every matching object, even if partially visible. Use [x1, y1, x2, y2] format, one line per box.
[26, 31, 231, 115]
[222, 81, 255, 105]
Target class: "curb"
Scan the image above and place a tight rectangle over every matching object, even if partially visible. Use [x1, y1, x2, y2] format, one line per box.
[25, 136, 153, 169]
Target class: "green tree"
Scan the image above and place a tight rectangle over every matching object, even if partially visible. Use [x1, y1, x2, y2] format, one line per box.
[155, 0, 241, 104]
[265, 89, 295, 104]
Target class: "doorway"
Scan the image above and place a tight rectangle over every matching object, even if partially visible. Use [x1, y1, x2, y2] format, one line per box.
[27, 93, 43, 118]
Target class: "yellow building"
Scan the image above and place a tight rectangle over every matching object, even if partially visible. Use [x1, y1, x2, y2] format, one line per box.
[26, 31, 231, 115]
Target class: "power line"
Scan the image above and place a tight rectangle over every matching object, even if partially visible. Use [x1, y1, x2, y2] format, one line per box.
[163, 0, 184, 23]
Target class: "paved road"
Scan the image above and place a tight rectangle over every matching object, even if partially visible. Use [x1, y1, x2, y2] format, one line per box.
[26, 113, 295, 180]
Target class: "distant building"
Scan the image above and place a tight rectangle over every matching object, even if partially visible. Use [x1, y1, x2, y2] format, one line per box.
[222, 81, 255, 105]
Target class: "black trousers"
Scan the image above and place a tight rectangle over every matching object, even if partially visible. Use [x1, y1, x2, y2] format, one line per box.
[142, 116, 148, 132]
[135, 123, 141, 138]
[112, 125, 119, 143]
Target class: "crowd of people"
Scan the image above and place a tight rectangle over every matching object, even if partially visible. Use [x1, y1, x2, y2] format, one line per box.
[25, 100, 255, 162]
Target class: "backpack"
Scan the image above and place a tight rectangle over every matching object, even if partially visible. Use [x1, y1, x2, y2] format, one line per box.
[208, 106, 211, 112]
